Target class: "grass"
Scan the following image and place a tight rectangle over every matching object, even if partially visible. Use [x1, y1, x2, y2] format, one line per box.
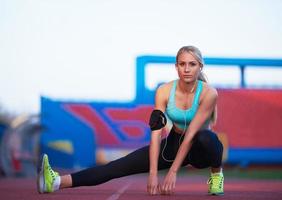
[160, 165, 282, 180]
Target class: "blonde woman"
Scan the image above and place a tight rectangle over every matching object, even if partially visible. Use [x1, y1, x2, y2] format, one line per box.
[37, 45, 224, 196]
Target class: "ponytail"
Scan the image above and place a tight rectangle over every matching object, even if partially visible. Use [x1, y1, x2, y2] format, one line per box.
[198, 71, 217, 126]
[198, 71, 208, 82]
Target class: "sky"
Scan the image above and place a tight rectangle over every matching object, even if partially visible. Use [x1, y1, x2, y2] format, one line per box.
[0, 0, 282, 114]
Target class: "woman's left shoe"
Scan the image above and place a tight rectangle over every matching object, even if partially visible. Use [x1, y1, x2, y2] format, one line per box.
[207, 173, 224, 195]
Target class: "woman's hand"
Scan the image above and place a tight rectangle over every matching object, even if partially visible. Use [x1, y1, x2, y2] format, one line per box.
[147, 173, 159, 195]
[160, 170, 177, 195]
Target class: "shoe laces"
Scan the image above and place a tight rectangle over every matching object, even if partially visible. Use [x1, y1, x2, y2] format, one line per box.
[207, 174, 223, 189]
[47, 165, 58, 181]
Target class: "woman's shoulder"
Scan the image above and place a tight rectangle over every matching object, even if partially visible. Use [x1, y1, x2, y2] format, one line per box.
[200, 81, 218, 101]
[154, 81, 176, 107]
[155, 80, 175, 100]
[157, 80, 175, 91]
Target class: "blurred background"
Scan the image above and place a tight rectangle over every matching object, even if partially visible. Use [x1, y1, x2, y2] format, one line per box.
[0, 0, 282, 177]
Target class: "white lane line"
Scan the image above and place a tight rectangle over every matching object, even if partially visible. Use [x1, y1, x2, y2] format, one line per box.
[106, 182, 131, 200]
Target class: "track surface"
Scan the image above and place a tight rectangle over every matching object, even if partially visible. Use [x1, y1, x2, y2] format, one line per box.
[0, 175, 282, 200]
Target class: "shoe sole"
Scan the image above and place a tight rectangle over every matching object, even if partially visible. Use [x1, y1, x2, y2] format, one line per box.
[209, 192, 224, 196]
[37, 154, 47, 194]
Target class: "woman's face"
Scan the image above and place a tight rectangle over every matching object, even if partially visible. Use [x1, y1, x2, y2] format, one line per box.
[175, 51, 201, 84]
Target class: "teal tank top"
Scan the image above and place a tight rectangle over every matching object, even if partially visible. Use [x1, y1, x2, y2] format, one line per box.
[166, 80, 203, 130]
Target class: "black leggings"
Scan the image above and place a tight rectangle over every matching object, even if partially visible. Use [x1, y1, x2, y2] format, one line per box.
[71, 129, 223, 187]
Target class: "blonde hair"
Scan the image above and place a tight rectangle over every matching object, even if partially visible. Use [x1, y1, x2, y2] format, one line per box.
[176, 45, 217, 125]
[176, 45, 207, 82]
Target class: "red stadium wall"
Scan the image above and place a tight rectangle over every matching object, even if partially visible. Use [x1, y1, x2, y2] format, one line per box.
[214, 89, 282, 148]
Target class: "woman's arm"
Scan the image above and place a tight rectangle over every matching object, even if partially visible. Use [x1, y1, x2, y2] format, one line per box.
[149, 129, 162, 175]
[147, 85, 168, 195]
[147, 128, 162, 195]
[161, 87, 218, 194]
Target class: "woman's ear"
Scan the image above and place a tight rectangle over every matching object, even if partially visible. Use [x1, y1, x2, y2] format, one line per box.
[200, 63, 204, 71]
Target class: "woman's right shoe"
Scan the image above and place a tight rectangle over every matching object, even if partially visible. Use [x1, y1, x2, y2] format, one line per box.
[37, 154, 60, 193]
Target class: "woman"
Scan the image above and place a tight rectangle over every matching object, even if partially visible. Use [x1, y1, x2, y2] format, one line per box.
[37, 45, 224, 196]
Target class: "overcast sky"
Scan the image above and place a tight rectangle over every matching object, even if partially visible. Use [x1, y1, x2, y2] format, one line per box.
[0, 0, 282, 114]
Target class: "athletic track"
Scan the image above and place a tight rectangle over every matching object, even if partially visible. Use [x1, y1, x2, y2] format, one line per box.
[1, 174, 282, 200]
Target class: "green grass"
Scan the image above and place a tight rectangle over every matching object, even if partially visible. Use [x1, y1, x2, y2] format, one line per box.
[221, 167, 282, 180]
[160, 166, 282, 180]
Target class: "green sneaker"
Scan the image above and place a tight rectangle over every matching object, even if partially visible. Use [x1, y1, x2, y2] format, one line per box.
[37, 154, 60, 193]
[207, 173, 224, 195]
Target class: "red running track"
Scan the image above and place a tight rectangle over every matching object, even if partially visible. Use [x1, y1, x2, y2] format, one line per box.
[0, 175, 282, 200]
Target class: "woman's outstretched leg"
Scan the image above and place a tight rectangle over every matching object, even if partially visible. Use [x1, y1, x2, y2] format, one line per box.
[37, 145, 152, 193]
[37, 133, 177, 193]
[71, 145, 152, 187]
[57, 144, 153, 189]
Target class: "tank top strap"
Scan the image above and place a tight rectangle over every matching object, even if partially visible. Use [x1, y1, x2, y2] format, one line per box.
[168, 80, 177, 106]
[192, 80, 203, 107]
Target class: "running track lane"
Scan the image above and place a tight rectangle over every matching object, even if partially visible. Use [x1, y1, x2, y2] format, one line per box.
[0, 175, 282, 200]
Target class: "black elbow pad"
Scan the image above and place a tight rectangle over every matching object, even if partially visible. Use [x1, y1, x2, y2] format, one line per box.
[149, 109, 167, 131]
